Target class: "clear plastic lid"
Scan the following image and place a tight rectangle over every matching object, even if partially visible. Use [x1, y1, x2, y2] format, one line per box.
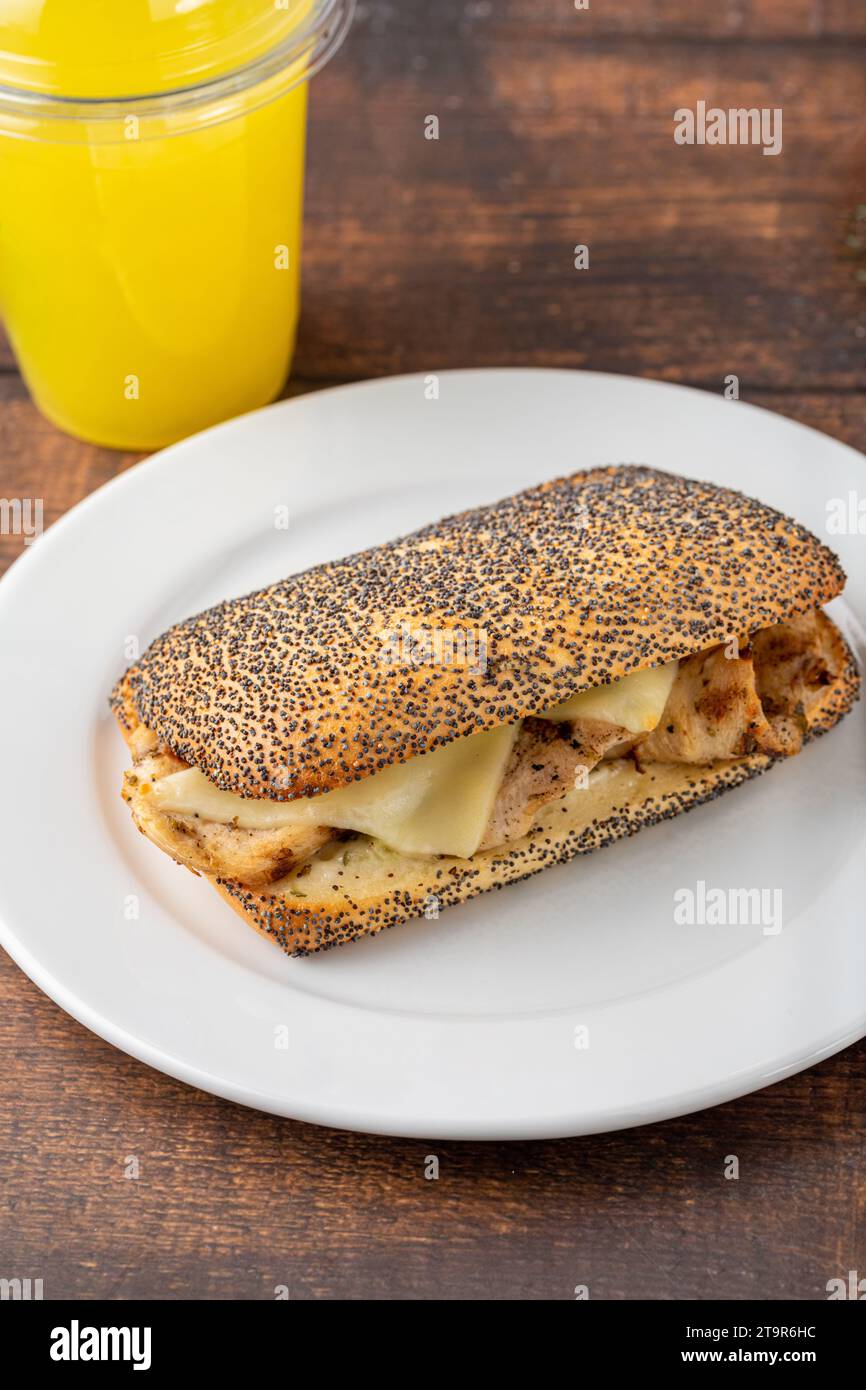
[0, 0, 354, 138]
[0, 1, 334, 97]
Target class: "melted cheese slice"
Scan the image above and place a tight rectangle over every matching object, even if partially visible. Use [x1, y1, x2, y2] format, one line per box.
[150, 722, 520, 860]
[541, 659, 679, 733]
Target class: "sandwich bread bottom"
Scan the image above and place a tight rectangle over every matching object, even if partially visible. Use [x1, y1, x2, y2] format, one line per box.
[215, 758, 772, 955]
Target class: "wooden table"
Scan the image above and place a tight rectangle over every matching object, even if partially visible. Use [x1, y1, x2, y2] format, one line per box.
[2, 2, 864, 1300]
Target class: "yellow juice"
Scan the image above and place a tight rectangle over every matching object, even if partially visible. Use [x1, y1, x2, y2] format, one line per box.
[0, 2, 350, 449]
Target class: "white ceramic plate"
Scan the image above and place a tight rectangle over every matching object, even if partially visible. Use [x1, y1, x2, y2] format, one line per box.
[1, 369, 864, 1138]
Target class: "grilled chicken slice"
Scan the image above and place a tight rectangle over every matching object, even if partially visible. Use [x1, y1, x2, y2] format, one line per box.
[636, 645, 780, 764]
[639, 611, 841, 764]
[750, 609, 839, 755]
[482, 609, 845, 847]
[482, 646, 779, 849]
[123, 752, 332, 888]
[479, 715, 631, 849]
[567, 716, 637, 767]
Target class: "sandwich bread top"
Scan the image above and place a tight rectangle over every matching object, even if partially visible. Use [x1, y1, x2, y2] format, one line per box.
[113, 466, 845, 799]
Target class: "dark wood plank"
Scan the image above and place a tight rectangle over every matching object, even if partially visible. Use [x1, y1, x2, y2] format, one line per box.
[350, 0, 866, 42]
[292, 2, 866, 387]
[1, 953, 863, 1300]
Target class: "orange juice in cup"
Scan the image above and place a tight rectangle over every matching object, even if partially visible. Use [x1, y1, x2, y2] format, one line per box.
[0, 1, 354, 449]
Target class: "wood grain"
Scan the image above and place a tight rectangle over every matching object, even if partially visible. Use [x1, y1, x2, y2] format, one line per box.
[295, 0, 866, 387]
[0, 955, 863, 1301]
[1, 0, 864, 1301]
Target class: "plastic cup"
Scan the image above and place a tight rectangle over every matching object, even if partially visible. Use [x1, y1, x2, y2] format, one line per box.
[0, 1, 355, 449]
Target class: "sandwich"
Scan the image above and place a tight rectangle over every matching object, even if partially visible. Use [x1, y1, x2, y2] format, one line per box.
[112, 465, 859, 956]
